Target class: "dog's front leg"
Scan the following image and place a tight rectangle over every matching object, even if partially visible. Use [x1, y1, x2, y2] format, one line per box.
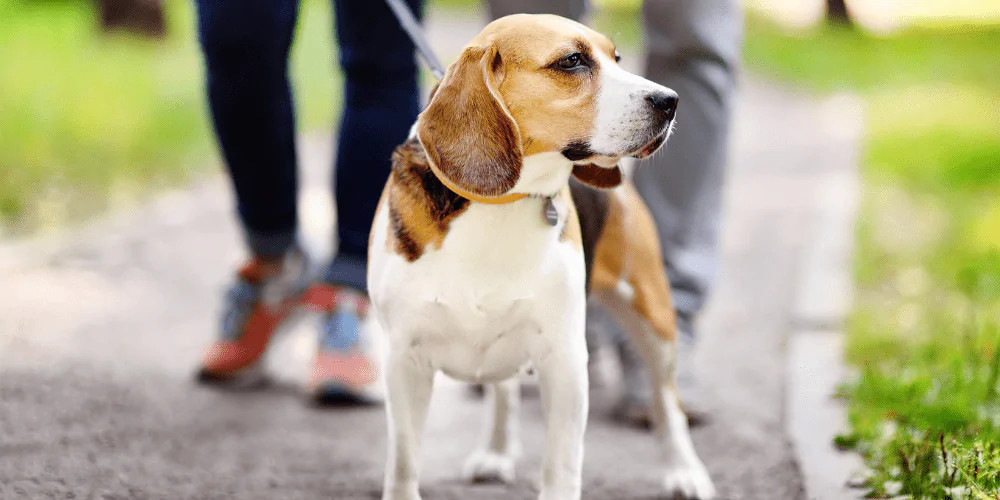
[463, 377, 522, 483]
[382, 348, 434, 500]
[532, 318, 589, 500]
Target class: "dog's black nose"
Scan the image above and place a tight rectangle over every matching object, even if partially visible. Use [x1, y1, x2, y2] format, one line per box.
[646, 91, 679, 121]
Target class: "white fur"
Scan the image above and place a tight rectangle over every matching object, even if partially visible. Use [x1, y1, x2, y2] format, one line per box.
[589, 52, 673, 157]
[462, 377, 521, 483]
[370, 196, 585, 384]
[511, 152, 575, 196]
[369, 152, 588, 500]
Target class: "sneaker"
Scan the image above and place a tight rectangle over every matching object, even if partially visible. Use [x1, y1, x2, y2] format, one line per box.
[302, 284, 381, 405]
[196, 247, 312, 387]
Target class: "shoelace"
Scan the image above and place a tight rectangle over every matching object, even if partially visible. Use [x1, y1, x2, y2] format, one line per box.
[219, 258, 284, 341]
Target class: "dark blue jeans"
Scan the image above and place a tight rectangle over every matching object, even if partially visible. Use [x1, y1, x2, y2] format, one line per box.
[196, 0, 423, 292]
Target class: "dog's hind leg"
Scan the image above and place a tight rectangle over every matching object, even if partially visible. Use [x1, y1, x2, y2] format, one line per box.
[589, 184, 715, 498]
[462, 376, 522, 483]
[596, 285, 716, 500]
[382, 348, 435, 500]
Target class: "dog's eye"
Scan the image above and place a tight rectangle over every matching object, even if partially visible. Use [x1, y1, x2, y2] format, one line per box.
[614, 51, 621, 62]
[558, 53, 584, 70]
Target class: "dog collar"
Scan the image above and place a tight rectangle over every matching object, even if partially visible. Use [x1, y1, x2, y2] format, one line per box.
[425, 157, 529, 205]
[424, 153, 559, 226]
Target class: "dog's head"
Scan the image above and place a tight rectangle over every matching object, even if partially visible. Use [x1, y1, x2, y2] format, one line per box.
[417, 14, 678, 201]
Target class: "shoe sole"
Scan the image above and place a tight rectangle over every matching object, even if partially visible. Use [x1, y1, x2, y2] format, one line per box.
[311, 383, 381, 407]
[194, 301, 310, 389]
[196, 361, 270, 390]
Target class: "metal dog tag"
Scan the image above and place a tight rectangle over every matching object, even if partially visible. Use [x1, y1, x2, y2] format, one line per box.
[544, 197, 558, 226]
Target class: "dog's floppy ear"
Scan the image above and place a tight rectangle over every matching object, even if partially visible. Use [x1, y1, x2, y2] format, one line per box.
[417, 45, 522, 200]
[572, 163, 623, 189]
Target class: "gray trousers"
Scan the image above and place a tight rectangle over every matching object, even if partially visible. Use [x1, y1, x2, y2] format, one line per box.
[489, 0, 742, 334]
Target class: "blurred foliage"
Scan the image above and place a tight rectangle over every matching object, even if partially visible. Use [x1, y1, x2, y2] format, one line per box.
[866, 87, 1000, 193]
[744, 15, 1000, 92]
[842, 300, 1000, 497]
[430, 0, 644, 49]
[589, 0, 643, 51]
[427, 0, 481, 10]
[0, 0, 205, 229]
[745, 10, 1000, 499]
[0, 0, 339, 233]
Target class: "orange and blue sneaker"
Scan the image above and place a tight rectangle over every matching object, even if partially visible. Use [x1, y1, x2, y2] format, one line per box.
[301, 284, 382, 405]
[196, 247, 312, 387]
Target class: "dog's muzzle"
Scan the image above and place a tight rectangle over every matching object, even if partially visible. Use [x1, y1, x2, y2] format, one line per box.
[628, 90, 678, 159]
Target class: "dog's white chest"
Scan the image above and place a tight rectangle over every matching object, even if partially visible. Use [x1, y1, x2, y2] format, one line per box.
[369, 197, 584, 382]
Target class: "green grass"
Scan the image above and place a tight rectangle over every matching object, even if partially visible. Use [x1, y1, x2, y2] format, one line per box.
[428, 0, 481, 10]
[745, 11, 1000, 499]
[745, 15, 1000, 92]
[590, 1, 643, 51]
[0, 0, 338, 234]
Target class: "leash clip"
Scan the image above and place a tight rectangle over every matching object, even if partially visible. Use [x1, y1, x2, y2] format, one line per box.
[543, 197, 559, 226]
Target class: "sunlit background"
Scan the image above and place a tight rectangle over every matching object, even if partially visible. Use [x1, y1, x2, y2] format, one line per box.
[2, 0, 999, 497]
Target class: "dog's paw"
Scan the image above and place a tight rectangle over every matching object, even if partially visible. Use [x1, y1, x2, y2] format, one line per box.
[462, 449, 517, 484]
[663, 461, 716, 500]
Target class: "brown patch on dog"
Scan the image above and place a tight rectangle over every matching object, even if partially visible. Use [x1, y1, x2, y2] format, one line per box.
[623, 184, 677, 342]
[572, 163, 623, 189]
[368, 178, 392, 265]
[589, 184, 676, 341]
[417, 45, 522, 199]
[441, 15, 619, 158]
[487, 17, 607, 156]
[384, 140, 471, 262]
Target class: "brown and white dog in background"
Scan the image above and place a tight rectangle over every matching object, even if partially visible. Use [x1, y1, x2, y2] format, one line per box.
[367, 14, 715, 500]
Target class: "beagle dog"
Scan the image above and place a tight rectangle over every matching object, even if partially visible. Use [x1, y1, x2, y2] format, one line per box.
[367, 14, 715, 500]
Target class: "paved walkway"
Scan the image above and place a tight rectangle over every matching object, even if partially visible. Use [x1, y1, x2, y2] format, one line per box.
[0, 11, 863, 500]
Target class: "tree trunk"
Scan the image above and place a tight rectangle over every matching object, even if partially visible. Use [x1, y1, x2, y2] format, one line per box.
[97, 0, 165, 38]
[826, 0, 853, 26]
